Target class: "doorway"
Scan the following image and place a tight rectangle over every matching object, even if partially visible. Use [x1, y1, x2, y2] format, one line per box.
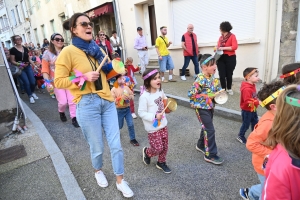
[148, 5, 157, 46]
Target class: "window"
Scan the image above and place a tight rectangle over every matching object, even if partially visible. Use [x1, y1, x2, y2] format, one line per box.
[0, 0, 4, 9]
[35, 0, 40, 10]
[41, 24, 46, 39]
[27, 0, 33, 15]
[0, 17, 4, 29]
[3, 14, 9, 27]
[171, 0, 256, 45]
[50, 19, 55, 33]
[22, 34, 26, 42]
[34, 28, 39, 44]
[21, 1, 28, 19]
[11, 9, 17, 26]
[15, 5, 22, 23]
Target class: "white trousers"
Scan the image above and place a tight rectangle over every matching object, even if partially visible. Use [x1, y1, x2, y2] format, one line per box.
[137, 50, 149, 73]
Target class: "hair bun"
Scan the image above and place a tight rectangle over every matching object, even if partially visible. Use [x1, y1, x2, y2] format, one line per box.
[63, 19, 70, 30]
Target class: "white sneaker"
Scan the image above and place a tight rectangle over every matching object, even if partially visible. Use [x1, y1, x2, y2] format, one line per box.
[32, 93, 39, 99]
[180, 75, 186, 81]
[227, 89, 234, 95]
[131, 113, 137, 119]
[116, 179, 134, 198]
[51, 95, 56, 99]
[95, 170, 108, 188]
[29, 97, 35, 104]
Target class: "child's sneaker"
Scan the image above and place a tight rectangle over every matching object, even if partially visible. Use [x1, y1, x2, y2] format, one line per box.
[156, 162, 171, 173]
[239, 188, 250, 200]
[95, 170, 108, 188]
[130, 139, 139, 146]
[142, 147, 150, 165]
[131, 113, 137, 119]
[237, 136, 247, 144]
[116, 179, 134, 198]
[204, 155, 224, 165]
[196, 145, 205, 154]
[227, 89, 234, 95]
[29, 96, 35, 104]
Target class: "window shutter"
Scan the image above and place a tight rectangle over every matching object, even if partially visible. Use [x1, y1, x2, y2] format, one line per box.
[171, 0, 256, 45]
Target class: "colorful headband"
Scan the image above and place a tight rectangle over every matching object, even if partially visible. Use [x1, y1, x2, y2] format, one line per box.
[260, 86, 286, 107]
[285, 85, 300, 107]
[244, 69, 258, 80]
[201, 56, 214, 66]
[280, 68, 300, 79]
[142, 69, 158, 80]
[51, 33, 61, 40]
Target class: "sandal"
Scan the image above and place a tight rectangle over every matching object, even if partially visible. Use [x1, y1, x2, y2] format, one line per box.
[130, 139, 139, 146]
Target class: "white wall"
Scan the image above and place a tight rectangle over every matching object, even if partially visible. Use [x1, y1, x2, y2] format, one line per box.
[118, 0, 281, 81]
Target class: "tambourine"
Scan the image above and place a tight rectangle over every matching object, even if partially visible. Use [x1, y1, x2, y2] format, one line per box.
[214, 50, 223, 61]
[214, 89, 228, 104]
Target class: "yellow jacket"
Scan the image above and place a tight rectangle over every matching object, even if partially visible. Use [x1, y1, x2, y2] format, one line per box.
[54, 45, 113, 104]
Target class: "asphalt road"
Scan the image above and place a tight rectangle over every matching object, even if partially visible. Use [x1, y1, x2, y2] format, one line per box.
[21, 91, 258, 200]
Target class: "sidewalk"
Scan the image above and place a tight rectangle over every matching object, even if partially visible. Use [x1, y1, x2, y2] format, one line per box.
[134, 73, 265, 118]
[0, 102, 85, 200]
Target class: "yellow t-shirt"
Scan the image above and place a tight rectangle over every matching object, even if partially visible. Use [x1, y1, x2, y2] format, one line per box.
[155, 36, 169, 56]
[54, 45, 113, 104]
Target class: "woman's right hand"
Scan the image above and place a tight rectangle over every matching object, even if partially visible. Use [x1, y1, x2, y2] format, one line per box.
[84, 71, 99, 82]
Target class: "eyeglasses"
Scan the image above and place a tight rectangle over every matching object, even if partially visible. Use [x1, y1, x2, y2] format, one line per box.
[99, 34, 105, 36]
[53, 38, 64, 42]
[77, 22, 94, 28]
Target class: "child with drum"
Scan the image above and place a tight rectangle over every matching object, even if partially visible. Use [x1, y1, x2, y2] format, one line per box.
[237, 68, 260, 144]
[188, 54, 224, 165]
[125, 57, 140, 119]
[111, 74, 139, 146]
[138, 69, 172, 173]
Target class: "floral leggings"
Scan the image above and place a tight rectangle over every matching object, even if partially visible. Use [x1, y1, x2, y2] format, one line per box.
[146, 126, 168, 163]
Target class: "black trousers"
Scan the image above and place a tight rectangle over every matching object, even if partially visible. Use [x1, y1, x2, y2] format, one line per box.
[217, 54, 236, 90]
[196, 109, 218, 157]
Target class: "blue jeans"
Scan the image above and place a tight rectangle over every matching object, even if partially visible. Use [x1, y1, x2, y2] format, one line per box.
[76, 94, 124, 175]
[249, 174, 265, 200]
[181, 55, 200, 76]
[158, 55, 174, 72]
[19, 65, 36, 97]
[117, 107, 136, 140]
[238, 110, 258, 137]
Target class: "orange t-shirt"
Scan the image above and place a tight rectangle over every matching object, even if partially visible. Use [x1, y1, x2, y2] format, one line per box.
[246, 110, 274, 175]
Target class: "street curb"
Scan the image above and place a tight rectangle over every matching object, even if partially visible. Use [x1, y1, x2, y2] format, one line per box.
[134, 89, 244, 121]
[22, 100, 86, 200]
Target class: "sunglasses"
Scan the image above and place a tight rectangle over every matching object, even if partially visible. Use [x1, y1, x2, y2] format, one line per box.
[99, 34, 105, 36]
[77, 22, 94, 28]
[53, 38, 64, 42]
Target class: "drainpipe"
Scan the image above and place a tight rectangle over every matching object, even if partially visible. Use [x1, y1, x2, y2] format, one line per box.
[113, 0, 126, 61]
[265, 0, 278, 82]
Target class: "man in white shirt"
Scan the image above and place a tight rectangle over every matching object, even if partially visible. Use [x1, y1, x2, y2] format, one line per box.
[134, 27, 149, 74]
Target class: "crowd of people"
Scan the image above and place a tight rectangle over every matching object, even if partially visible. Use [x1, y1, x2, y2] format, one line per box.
[4, 12, 300, 199]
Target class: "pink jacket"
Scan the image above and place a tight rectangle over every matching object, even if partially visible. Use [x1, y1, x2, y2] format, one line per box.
[262, 144, 300, 200]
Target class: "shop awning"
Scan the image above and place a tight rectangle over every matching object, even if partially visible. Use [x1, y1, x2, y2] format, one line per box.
[86, 2, 114, 18]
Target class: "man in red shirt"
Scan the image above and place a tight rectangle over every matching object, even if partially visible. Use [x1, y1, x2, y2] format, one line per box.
[180, 24, 200, 81]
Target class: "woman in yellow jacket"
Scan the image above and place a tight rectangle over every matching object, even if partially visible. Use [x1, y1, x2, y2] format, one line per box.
[54, 13, 133, 198]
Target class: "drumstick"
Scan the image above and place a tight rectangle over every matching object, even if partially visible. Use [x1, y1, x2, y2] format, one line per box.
[215, 89, 225, 95]
[161, 101, 171, 113]
[96, 55, 108, 73]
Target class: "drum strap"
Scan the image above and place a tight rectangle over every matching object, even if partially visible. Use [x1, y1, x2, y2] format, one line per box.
[86, 53, 103, 91]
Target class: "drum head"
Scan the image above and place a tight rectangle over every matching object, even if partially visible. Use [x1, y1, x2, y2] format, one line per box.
[215, 92, 228, 104]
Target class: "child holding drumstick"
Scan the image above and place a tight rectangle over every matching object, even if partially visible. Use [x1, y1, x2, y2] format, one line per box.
[138, 69, 172, 173]
[188, 54, 223, 165]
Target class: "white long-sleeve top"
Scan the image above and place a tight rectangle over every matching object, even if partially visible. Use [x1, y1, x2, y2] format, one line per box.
[138, 89, 168, 133]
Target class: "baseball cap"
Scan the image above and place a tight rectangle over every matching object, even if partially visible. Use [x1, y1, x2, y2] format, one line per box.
[137, 27, 143, 31]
